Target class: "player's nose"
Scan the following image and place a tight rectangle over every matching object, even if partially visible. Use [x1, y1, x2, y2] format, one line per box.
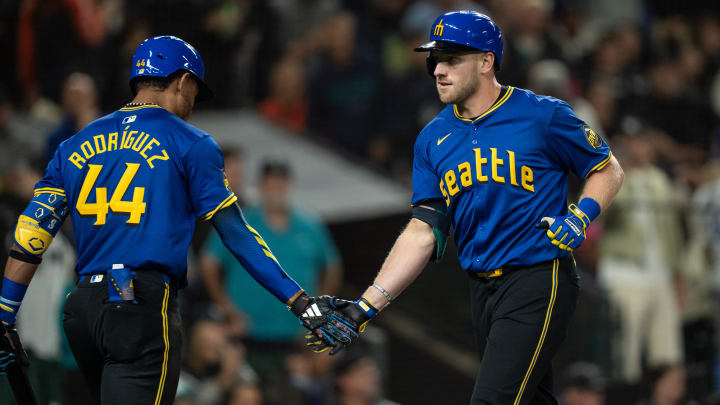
[434, 62, 448, 78]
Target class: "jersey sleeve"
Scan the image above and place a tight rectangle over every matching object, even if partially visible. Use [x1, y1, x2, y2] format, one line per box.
[183, 136, 237, 221]
[35, 149, 65, 193]
[546, 102, 612, 178]
[410, 135, 443, 205]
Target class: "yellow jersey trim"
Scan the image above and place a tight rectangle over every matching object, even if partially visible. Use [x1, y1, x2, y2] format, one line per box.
[33, 200, 57, 213]
[0, 303, 15, 313]
[119, 104, 162, 111]
[34, 187, 66, 197]
[513, 259, 558, 405]
[453, 86, 514, 123]
[585, 152, 613, 178]
[201, 194, 238, 221]
[153, 283, 170, 405]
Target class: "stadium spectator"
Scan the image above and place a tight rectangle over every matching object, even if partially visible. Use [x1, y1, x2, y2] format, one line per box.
[497, 0, 563, 87]
[201, 160, 342, 377]
[585, 78, 619, 137]
[634, 365, 689, 405]
[227, 381, 264, 405]
[333, 350, 398, 405]
[307, 11, 383, 155]
[598, 130, 685, 383]
[177, 318, 258, 405]
[549, 3, 600, 67]
[559, 362, 607, 405]
[682, 162, 720, 396]
[269, 0, 340, 52]
[0, 87, 25, 177]
[258, 57, 309, 134]
[16, 0, 110, 103]
[45, 72, 100, 164]
[371, 27, 443, 176]
[622, 54, 717, 171]
[263, 348, 334, 405]
[527, 59, 602, 134]
[0, 84, 56, 177]
[16, 230, 75, 405]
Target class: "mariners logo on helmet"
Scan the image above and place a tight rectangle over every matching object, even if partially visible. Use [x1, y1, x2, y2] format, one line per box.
[434, 19, 445, 36]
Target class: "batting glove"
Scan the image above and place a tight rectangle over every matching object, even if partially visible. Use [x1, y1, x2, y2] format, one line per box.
[290, 294, 360, 355]
[0, 350, 14, 375]
[538, 203, 593, 251]
[305, 297, 377, 354]
[0, 325, 22, 376]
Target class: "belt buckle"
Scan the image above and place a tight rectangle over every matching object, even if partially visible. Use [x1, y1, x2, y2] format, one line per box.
[477, 268, 503, 278]
[488, 268, 503, 278]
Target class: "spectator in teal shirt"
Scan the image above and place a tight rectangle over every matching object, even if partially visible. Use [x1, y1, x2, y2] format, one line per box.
[200, 160, 342, 376]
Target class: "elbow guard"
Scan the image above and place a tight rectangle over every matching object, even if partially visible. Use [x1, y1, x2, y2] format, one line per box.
[411, 200, 450, 263]
[14, 188, 68, 256]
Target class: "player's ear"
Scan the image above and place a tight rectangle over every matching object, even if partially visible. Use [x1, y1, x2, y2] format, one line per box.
[176, 72, 192, 93]
[479, 52, 495, 74]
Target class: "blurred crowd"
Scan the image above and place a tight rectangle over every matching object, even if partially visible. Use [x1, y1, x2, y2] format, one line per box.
[1, 0, 720, 404]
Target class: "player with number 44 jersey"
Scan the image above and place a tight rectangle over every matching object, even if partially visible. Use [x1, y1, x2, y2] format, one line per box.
[0, 35, 356, 405]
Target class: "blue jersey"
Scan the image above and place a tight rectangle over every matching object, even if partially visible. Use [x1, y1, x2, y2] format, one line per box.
[411, 87, 612, 272]
[35, 104, 236, 285]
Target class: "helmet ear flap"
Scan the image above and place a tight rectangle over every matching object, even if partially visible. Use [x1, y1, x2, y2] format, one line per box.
[426, 55, 437, 78]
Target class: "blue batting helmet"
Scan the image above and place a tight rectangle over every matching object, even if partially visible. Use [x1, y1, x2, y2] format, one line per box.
[415, 11, 503, 72]
[130, 35, 213, 102]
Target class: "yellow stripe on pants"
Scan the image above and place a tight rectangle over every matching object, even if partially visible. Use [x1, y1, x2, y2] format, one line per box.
[513, 259, 558, 405]
[154, 283, 170, 405]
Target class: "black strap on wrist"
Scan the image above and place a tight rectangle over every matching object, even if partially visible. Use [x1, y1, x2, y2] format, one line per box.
[9, 250, 42, 265]
[289, 292, 310, 317]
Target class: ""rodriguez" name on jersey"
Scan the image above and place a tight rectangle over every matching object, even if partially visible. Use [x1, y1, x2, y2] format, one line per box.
[67, 125, 169, 170]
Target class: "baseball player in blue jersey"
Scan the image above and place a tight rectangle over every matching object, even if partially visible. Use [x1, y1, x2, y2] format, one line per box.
[305, 11, 624, 404]
[0, 36, 355, 404]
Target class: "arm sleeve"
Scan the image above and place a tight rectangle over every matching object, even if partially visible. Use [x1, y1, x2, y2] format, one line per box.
[183, 136, 237, 221]
[201, 230, 232, 265]
[410, 135, 444, 205]
[546, 102, 612, 178]
[210, 203, 302, 303]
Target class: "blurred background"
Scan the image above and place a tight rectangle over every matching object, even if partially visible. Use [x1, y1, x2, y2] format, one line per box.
[0, 0, 720, 404]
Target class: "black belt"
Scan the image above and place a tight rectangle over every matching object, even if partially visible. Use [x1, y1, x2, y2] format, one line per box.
[78, 269, 178, 293]
[469, 258, 563, 279]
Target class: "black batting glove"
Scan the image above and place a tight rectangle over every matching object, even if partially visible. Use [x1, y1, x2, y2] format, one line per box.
[290, 293, 360, 355]
[304, 297, 378, 354]
[0, 325, 23, 375]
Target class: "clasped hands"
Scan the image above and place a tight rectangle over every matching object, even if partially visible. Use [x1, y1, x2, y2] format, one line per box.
[290, 293, 374, 355]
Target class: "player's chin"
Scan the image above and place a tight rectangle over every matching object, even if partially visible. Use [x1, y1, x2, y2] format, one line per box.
[437, 89, 455, 104]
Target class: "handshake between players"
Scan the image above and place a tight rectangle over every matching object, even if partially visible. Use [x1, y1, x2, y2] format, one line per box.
[290, 292, 377, 355]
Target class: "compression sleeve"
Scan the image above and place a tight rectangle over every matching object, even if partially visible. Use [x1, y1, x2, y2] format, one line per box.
[210, 203, 303, 303]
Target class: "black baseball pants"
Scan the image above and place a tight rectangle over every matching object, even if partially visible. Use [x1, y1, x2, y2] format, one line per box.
[469, 256, 579, 405]
[62, 270, 182, 405]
